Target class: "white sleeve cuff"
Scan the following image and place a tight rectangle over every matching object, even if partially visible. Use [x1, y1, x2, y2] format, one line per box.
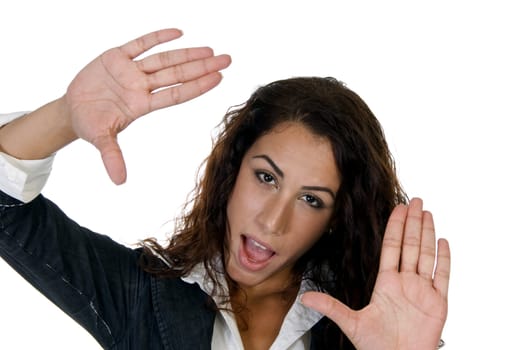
[0, 152, 55, 203]
[0, 112, 55, 203]
[0, 111, 30, 127]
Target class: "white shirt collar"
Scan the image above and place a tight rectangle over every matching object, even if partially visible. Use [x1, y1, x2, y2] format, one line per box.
[181, 262, 324, 350]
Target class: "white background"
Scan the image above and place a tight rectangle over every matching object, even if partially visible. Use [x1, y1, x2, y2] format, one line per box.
[1, 1, 525, 348]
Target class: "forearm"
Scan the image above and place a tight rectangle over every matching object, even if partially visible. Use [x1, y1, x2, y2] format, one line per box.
[0, 96, 77, 160]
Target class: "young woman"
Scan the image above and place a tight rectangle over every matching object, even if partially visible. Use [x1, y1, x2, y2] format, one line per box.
[0, 29, 450, 349]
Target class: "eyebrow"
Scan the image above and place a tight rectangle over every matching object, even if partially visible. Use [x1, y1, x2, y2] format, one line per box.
[252, 154, 336, 199]
[301, 186, 336, 200]
[253, 155, 284, 178]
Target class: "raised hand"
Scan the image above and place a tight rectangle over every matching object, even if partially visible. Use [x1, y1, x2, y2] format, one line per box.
[302, 198, 450, 349]
[65, 28, 231, 184]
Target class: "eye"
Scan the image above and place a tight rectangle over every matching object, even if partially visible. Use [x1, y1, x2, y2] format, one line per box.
[300, 194, 324, 209]
[256, 171, 277, 186]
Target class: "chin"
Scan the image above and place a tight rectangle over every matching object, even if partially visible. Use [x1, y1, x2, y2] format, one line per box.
[226, 256, 266, 288]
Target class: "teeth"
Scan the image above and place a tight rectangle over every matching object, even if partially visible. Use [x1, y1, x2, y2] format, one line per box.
[251, 238, 269, 251]
[244, 236, 274, 263]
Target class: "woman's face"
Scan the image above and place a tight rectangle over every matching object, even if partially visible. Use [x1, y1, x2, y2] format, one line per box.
[225, 122, 341, 294]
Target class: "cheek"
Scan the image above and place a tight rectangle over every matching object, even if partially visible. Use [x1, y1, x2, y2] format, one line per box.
[287, 223, 327, 258]
[226, 171, 256, 228]
[300, 209, 332, 235]
[228, 164, 266, 210]
[227, 184, 244, 222]
[294, 209, 333, 249]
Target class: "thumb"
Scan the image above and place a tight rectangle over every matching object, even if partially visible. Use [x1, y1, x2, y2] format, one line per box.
[301, 291, 358, 340]
[92, 134, 127, 185]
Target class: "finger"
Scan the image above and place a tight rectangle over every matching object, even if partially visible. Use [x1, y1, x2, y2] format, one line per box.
[417, 210, 437, 280]
[400, 197, 424, 273]
[378, 204, 407, 273]
[301, 292, 357, 339]
[92, 134, 127, 185]
[137, 47, 215, 74]
[120, 28, 184, 59]
[146, 54, 232, 92]
[433, 238, 451, 299]
[149, 71, 225, 111]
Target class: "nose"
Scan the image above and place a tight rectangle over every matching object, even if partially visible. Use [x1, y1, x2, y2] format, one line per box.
[255, 194, 293, 236]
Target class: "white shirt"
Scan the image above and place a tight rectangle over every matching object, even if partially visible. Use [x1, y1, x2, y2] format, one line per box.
[0, 112, 55, 203]
[182, 262, 322, 350]
[0, 111, 324, 349]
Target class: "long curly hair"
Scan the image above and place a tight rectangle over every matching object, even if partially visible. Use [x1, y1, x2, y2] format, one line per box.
[140, 76, 407, 349]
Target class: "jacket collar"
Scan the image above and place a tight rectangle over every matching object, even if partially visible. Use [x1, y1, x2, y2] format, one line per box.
[151, 275, 215, 350]
[183, 262, 325, 349]
[150, 264, 328, 350]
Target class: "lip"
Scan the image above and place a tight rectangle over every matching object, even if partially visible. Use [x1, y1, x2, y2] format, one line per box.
[237, 234, 276, 272]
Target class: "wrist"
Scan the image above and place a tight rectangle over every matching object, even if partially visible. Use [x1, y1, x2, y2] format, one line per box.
[52, 95, 77, 143]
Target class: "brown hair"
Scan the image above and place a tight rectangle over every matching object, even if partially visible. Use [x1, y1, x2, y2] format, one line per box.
[140, 77, 407, 349]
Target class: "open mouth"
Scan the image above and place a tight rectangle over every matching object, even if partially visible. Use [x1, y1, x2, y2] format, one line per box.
[239, 234, 276, 270]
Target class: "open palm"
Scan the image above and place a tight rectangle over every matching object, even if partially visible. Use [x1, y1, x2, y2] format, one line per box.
[64, 29, 231, 184]
[302, 198, 450, 349]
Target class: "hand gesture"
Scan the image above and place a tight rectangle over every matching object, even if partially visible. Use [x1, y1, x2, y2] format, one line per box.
[64, 29, 231, 184]
[302, 198, 450, 349]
